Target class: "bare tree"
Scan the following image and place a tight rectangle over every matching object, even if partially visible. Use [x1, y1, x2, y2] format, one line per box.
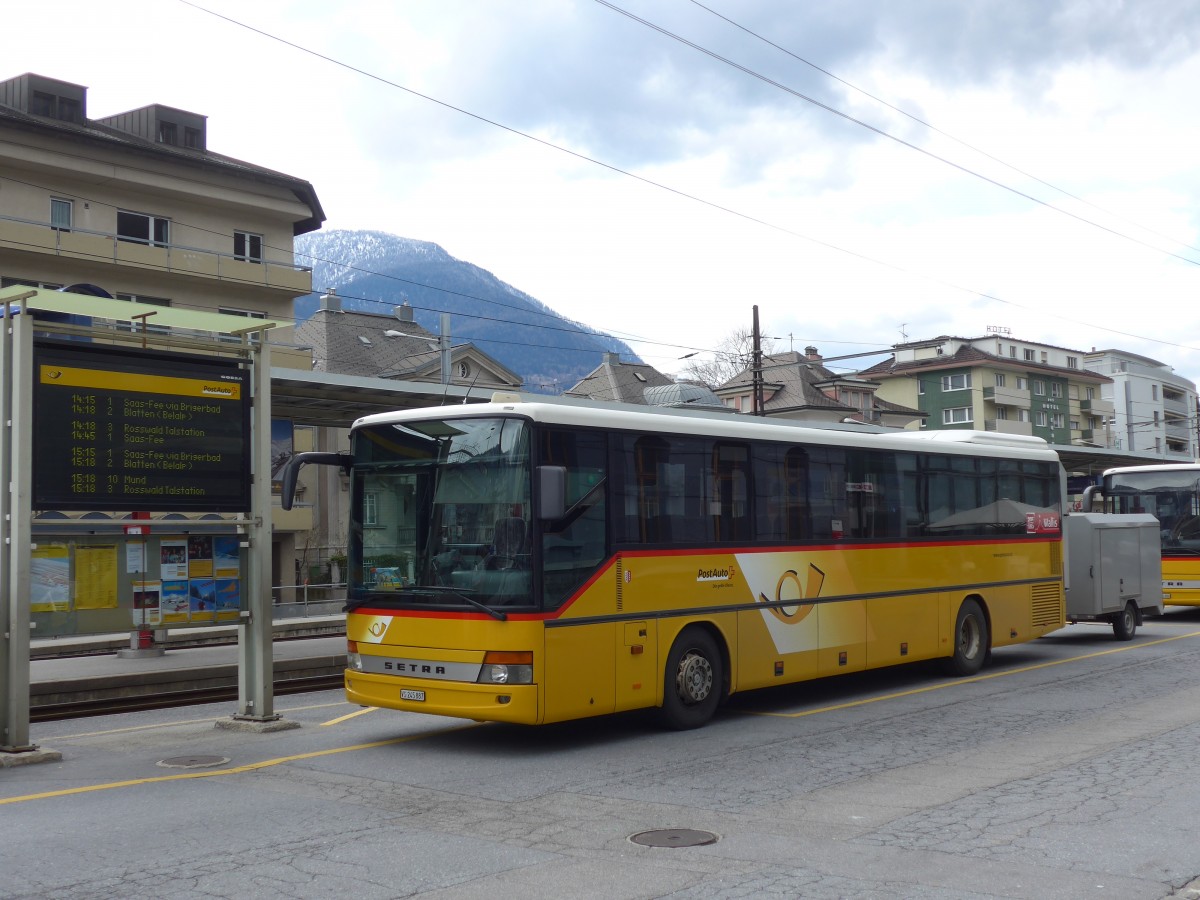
[679, 327, 777, 389]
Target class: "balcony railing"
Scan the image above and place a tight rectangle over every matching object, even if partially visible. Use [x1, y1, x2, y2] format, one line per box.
[0, 214, 312, 294]
[1079, 397, 1115, 417]
[984, 418, 1033, 435]
[982, 385, 1031, 407]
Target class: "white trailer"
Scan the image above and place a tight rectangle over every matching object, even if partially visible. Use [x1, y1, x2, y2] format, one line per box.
[1064, 512, 1164, 640]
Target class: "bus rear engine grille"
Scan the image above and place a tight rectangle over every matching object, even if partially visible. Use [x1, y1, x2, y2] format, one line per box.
[1031, 583, 1063, 626]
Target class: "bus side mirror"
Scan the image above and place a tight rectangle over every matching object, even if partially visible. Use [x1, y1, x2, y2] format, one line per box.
[280, 451, 352, 510]
[538, 465, 567, 520]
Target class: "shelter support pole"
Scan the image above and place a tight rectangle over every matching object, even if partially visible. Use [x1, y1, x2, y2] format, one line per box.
[2, 313, 35, 752]
[236, 339, 277, 722]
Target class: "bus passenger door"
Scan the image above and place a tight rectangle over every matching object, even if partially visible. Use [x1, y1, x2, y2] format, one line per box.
[615, 620, 658, 711]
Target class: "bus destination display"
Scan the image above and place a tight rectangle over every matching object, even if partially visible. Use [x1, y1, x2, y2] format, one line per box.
[34, 344, 251, 512]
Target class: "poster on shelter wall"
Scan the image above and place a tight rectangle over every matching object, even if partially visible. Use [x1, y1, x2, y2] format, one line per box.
[160, 580, 190, 624]
[132, 581, 161, 627]
[188, 536, 213, 578]
[75, 544, 118, 610]
[214, 578, 241, 622]
[214, 536, 240, 579]
[30, 543, 71, 613]
[160, 540, 188, 581]
[188, 578, 217, 623]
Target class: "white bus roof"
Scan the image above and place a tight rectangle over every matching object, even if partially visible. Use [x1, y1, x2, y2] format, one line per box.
[352, 395, 1060, 463]
[1103, 463, 1200, 477]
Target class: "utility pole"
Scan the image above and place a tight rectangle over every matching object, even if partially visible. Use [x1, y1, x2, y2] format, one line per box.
[752, 305, 765, 416]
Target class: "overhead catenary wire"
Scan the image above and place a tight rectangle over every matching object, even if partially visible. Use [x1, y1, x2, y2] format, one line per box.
[165, 0, 1200, 364]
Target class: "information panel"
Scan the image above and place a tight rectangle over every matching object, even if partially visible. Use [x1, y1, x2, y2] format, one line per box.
[33, 342, 251, 512]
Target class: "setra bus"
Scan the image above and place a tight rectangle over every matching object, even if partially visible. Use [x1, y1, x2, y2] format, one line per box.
[1088, 463, 1200, 606]
[283, 394, 1066, 729]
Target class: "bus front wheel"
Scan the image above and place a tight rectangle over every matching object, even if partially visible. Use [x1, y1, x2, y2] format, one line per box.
[944, 598, 989, 677]
[661, 627, 722, 730]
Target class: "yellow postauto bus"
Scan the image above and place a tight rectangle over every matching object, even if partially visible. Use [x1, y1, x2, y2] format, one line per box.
[1091, 464, 1200, 607]
[284, 394, 1066, 729]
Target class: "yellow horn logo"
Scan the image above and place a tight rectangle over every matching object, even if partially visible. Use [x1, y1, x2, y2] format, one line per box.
[761, 564, 825, 624]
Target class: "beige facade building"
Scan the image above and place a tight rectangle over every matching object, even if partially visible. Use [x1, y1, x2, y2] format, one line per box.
[0, 72, 325, 590]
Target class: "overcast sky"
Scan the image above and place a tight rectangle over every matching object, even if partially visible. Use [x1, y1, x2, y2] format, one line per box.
[8, 1, 1200, 381]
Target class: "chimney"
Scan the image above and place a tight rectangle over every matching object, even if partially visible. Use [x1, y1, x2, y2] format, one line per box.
[394, 302, 414, 323]
[603, 352, 620, 365]
[319, 289, 342, 313]
[804, 346, 821, 361]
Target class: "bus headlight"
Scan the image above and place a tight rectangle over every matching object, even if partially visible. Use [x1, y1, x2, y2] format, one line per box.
[347, 640, 363, 672]
[477, 651, 533, 685]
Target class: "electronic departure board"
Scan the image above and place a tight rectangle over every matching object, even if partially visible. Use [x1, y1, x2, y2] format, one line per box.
[33, 342, 251, 512]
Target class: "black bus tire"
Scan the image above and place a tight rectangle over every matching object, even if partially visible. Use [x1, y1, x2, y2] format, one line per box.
[661, 627, 722, 730]
[943, 598, 989, 677]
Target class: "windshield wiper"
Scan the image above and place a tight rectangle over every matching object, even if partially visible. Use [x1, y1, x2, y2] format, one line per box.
[346, 586, 507, 621]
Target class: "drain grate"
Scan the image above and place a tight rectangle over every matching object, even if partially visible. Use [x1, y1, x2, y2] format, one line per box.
[157, 755, 230, 770]
[630, 829, 718, 848]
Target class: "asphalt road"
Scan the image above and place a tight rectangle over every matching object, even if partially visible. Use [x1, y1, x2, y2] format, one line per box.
[7, 610, 1200, 899]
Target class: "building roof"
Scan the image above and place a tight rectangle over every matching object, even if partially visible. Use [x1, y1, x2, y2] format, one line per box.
[0, 79, 324, 235]
[718, 351, 859, 415]
[858, 344, 1111, 385]
[565, 353, 677, 405]
[295, 301, 521, 387]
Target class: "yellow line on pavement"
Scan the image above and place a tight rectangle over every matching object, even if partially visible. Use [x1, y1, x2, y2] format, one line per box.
[1, 723, 481, 806]
[321, 706, 377, 726]
[48, 701, 349, 740]
[749, 629, 1200, 719]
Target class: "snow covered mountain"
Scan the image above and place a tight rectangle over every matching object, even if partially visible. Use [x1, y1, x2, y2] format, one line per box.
[294, 230, 634, 393]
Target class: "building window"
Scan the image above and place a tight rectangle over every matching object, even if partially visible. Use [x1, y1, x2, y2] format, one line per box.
[1152, 384, 1160, 401]
[1033, 380, 1045, 396]
[158, 121, 178, 145]
[995, 373, 1006, 387]
[1016, 377, 1028, 390]
[31, 91, 81, 123]
[1009, 346, 1017, 358]
[996, 406, 1008, 420]
[50, 198, 72, 232]
[1024, 348, 1035, 361]
[1018, 409, 1030, 423]
[1041, 351, 1048, 363]
[234, 231, 263, 263]
[941, 373, 971, 392]
[117, 210, 170, 247]
[364, 492, 378, 527]
[184, 127, 202, 149]
[1071, 419, 1080, 430]
[1067, 356, 1078, 369]
[1036, 411, 1048, 427]
[1051, 382, 1063, 398]
[942, 407, 972, 425]
[1051, 413, 1065, 430]
[1086, 386, 1095, 400]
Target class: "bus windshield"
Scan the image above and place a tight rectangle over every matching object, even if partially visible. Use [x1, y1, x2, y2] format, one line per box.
[349, 416, 533, 613]
[1106, 469, 1200, 552]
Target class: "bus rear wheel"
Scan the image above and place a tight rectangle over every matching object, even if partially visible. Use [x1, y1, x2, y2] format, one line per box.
[943, 598, 989, 676]
[661, 627, 722, 730]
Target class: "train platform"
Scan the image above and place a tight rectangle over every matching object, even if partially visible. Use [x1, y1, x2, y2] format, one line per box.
[27, 617, 348, 719]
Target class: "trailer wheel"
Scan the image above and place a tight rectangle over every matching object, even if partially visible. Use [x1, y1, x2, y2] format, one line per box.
[1113, 601, 1137, 641]
[943, 598, 988, 676]
[661, 627, 722, 730]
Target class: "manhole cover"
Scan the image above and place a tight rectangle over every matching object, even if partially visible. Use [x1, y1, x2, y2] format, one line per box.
[157, 755, 230, 770]
[630, 829, 718, 848]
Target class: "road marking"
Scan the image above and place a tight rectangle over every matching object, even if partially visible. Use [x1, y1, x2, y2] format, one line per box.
[748, 629, 1200, 719]
[321, 706, 377, 726]
[1, 723, 481, 806]
[45, 701, 349, 740]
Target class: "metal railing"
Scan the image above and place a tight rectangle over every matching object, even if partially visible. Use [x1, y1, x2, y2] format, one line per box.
[271, 581, 347, 620]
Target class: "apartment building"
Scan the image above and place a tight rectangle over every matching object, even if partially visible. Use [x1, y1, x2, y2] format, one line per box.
[0, 72, 325, 588]
[1084, 349, 1199, 461]
[859, 333, 1114, 447]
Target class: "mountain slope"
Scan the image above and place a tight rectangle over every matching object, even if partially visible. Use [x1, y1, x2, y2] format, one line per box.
[294, 230, 635, 392]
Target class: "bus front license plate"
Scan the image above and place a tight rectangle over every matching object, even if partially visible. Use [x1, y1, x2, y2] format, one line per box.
[401, 689, 425, 702]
